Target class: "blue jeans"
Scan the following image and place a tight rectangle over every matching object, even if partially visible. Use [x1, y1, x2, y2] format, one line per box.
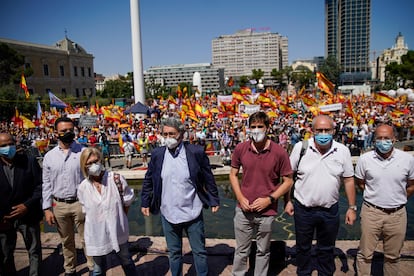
[0, 222, 41, 276]
[161, 214, 208, 276]
[92, 242, 136, 276]
[294, 201, 339, 276]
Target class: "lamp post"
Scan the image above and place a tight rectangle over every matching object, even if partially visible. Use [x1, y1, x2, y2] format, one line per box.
[87, 89, 93, 108]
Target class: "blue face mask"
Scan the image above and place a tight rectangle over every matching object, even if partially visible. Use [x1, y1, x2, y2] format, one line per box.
[0, 145, 17, 159]
[375, 139, 393, 154]
[314, 133, 333, 146]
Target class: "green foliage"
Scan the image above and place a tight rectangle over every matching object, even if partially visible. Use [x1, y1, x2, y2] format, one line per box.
[270, 66, 293, 90]
[239, 76, 249, 87]
[101, 78, 132, 99]
[318, 55, 341, 86]
[251, 69, 264, 82]
[384, 51, 414, 89]
[0, 43, 25, 85]
[291, 66, 315, 88]
[0, 84, 37, 120]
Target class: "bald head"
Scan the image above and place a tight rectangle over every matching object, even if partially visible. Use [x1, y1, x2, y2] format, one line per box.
[375, 124, 396, 141]
[312, 115, 334, 132]
[0, 133, 14, 147]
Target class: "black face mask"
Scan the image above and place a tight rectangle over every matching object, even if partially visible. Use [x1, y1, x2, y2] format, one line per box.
[58, 131, 75, 144]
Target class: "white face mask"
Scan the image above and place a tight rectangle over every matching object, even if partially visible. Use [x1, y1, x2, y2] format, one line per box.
[250, 129, 266, 143]
[88, 163, 104, 176]
[164, 137, 179, 149]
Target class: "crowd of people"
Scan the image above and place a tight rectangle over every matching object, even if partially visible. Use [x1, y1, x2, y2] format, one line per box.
[1, 91, 414, 275]
[1, 93, 413, 167]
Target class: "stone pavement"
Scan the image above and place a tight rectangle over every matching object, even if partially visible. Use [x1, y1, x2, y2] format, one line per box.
[14, 233, 414, 276]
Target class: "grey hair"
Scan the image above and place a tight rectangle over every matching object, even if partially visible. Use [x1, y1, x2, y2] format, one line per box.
[160, 117, 185, 134]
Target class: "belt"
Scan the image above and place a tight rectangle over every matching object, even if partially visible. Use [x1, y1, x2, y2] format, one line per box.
[53, 196, 78, 204]
[364, 201, 405, 214]
[294, 198, 335, 211]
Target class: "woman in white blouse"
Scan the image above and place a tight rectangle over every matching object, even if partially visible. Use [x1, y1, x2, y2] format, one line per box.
[78, 147, 136, 276]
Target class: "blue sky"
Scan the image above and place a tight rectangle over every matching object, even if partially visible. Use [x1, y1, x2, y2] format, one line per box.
[1, 0, 413, 76]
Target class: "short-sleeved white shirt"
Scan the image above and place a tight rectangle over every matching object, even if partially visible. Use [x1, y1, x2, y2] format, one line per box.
[355, 149, 414, 208]
[291, 139, 354, 208]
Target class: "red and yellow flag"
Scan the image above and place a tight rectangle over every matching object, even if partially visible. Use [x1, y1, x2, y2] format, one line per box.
[344, 100, 355, 119]
[375, 92, 396, 105]
[316, 72, 334, 97]
[232, 91, 244, 102]
[20, 73, 30, 99]
[227, 76, 234, 87]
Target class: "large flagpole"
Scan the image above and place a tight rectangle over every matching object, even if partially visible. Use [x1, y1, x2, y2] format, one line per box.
[130, 0, 145, 104]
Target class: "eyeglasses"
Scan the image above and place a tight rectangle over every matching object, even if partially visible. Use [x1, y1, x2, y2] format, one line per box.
[250, 125, 265, 129]
[162, 132, 178, 137]
[314, 128, 333, 134]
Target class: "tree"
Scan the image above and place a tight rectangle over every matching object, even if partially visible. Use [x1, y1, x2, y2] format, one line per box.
[399, 50, 414, 87]
[0, 43, 37, 119]
[318, 55, 341, 86]
[0, 43, 25, 85]
[99, 74, 133, 99]
[251, 69, 264, 82]
[384, 51, 414, 89]
[291, 66, 315, 88]
[239, 76, 249, 87]
[270, 66, 293, 90]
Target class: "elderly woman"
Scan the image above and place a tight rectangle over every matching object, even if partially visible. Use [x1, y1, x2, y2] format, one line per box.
[78, 147, 136, 276]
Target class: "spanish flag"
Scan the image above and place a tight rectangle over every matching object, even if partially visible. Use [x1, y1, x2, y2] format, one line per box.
[232, 91, 244, 102]
[374, 92, 396, 105]
[316, 72, 334, 97]
[20, 73, 30, 99]
[344, 100, 355, 119]
[227, 76, 234, 87]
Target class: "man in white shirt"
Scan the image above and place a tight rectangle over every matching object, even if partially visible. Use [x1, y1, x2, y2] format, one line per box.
[284, 115, 357, 276]
[355, 124, 414, 276]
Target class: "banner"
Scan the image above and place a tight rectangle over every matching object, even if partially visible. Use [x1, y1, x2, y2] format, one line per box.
[318, 103, 342, 112]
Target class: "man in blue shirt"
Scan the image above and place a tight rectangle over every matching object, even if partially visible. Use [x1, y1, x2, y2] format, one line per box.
[42, 117, 94, 276]
[141, 117, 220, 276]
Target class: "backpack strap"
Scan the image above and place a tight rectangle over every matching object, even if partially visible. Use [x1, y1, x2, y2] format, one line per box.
[287, 140, 308, 203]
[296, 140, 308, 171]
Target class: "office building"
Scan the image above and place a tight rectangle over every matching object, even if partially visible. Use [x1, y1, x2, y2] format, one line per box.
[0, 37, 95, 98]
[212, 29, 288, 79]
[144, 63, 225, 94]
[325, 0, 371, 84]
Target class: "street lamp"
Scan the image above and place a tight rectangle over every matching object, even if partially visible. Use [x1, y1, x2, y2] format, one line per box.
[87, 88, 93, 107]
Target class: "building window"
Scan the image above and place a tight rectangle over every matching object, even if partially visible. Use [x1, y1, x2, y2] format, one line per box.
[88, 67, 92, 77]
[62, 88, 67, 97]
[43, 64, 49, 76]
[25, 63, 31, 69]
[76, 88, 80, 98]
[74, 66, 78, 77]
[81, 67, 85, 77]
[60, 66, 65, 77]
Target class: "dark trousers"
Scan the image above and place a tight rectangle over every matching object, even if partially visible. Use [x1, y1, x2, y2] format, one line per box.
[0, 222, 42, 276]
[294, 201, 339, 276]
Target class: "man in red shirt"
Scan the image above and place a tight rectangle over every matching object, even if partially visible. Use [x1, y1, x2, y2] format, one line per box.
[230, 111, 293, 275]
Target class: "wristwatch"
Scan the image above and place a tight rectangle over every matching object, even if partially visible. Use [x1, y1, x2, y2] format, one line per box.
[268, 195, 276, 204]
[348, 205, 357, 211]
